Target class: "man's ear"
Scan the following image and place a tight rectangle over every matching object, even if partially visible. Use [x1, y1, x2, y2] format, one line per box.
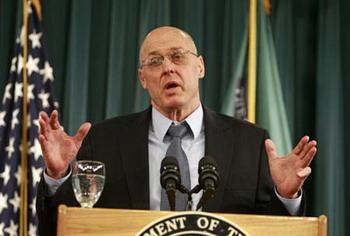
[197, 56, 205, 79]
[138, 68, 147, 89]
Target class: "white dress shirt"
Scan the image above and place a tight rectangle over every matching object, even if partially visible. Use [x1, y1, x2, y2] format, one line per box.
[148, 104, 205, 210]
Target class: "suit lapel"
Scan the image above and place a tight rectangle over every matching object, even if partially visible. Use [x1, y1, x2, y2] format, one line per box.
[120, 108, 151, 209]
[202, 107, 235, 212]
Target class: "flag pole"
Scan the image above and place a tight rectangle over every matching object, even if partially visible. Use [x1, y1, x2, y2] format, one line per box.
[33, 0, 42, 20]
[20, 0, 29, 235]
[247, 0, 257, 123]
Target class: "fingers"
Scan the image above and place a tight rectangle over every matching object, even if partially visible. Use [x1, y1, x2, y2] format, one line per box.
[39, 110, 62, 133]
[38, 134, 52, 163]
[38, 134, 48, 154]
[297, 167, 312, 178]
[299, 140, 317, 159]
[73, 122, 91, 143]
[39, 111, 50, 122]
[292, 136, 309, 155]
[49, 110, 61, 129]
[39, 118, 46, 136]
[265, 139, 277, 159]
[300, 145, 317, 167]
[39, 111, 50, 136]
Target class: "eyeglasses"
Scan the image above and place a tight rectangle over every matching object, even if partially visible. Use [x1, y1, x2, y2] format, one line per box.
[140, 49, 198, 69]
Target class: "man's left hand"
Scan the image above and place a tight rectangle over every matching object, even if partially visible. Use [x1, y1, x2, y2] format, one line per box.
[265, 136, 317, 199]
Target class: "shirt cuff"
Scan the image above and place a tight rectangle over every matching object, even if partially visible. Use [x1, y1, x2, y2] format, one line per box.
[274, 187, 302, 216]
[44, 168, 71, 196]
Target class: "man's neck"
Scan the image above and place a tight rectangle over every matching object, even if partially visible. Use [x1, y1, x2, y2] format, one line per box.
[152, 102, 201, 122]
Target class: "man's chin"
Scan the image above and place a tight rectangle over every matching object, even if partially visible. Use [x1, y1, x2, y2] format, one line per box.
[152, 99, 183, 110]
[164, 102, 184, 111]
[167, 95, 187, 106]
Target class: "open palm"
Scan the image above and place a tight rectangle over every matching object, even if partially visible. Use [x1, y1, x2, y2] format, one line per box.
[265, 136, 317, 198]
[38, 110, 91, 179]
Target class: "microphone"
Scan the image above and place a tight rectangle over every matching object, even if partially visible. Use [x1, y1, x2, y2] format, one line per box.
[160, 156, 181, 211]
[196, 156, 219, 210]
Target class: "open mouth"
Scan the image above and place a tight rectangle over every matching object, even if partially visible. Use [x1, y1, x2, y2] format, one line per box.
[165, 81, 180, 90]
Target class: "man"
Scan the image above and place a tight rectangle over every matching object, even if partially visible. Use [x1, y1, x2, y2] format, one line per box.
[37, 26, 317, 235]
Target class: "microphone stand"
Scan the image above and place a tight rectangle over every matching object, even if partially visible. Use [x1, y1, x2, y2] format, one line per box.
[184, 185, 202, 211]
[184, 184, 217, 211]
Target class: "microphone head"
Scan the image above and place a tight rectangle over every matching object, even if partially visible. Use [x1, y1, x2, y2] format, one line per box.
[198, 155, 217, 169]
[161, 156, 178, 168]
[195, 156, 220, 210]
[160, 156, 181, 189]
[198, 156, 219, 190]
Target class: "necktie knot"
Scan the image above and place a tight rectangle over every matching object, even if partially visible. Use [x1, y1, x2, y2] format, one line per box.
[167, 123, 189, 139]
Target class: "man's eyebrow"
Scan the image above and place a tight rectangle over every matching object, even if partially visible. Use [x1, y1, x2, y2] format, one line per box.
[146, 51, 161, 56]
[146, 47, 185, 56]
[169, 47, 184, 51]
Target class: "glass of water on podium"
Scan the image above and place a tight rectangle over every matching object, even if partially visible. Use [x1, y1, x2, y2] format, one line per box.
[72, 160, 105, 208]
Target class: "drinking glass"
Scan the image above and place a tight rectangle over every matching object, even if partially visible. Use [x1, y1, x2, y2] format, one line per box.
[72, 160, 105, 208]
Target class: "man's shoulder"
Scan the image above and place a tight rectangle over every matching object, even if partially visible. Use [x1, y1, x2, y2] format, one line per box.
[91, 108, 151, 131]
[203, 106, 267, 134]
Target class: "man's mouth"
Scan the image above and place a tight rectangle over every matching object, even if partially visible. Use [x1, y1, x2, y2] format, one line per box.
[164, 81, 180, 90]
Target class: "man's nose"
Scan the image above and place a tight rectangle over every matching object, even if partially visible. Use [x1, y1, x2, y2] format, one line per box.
[162, 57, 176, 74]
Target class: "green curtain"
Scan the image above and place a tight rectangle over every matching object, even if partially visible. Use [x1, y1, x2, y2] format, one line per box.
[271, 0, 350, 235]
[314, 0, 348, 235]
[1, 0, 349, 235]
[0, 0, 21, 94]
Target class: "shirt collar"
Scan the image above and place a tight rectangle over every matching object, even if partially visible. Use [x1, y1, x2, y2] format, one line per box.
[151, 104, 204, 141]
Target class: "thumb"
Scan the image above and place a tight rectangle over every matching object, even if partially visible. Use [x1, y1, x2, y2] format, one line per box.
[265, 139, 278, 159]
[74, 122, 91, 143]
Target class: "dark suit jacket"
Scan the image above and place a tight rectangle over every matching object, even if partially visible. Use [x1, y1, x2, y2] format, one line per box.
[37, 106, 300, 235]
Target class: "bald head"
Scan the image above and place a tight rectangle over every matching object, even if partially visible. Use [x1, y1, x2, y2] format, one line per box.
[139, 26, 198, 63]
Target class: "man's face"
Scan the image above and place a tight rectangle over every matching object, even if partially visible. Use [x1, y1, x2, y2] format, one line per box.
[138, 27, 205, 114]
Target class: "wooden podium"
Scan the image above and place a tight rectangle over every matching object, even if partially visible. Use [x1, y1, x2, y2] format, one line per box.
[57, 204, 327, 236]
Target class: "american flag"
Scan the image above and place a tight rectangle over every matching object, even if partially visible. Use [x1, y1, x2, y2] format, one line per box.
[0, 1, 58, 235]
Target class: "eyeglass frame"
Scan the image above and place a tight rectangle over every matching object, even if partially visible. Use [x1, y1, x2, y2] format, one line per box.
[139, 48, 199, 69]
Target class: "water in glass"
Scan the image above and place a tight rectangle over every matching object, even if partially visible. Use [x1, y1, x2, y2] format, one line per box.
[72, 160, 105, 208]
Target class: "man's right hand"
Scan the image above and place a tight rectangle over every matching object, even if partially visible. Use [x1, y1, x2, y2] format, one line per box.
[38, 110, 91, 179]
